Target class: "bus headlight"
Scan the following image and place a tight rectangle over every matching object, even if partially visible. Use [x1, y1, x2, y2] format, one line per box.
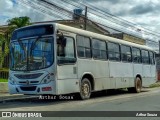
[9, 76, 16, 85]
[41, 74, 51, 84]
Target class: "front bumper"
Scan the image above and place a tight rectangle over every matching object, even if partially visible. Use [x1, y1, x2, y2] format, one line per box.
[8, 81, 56, 95]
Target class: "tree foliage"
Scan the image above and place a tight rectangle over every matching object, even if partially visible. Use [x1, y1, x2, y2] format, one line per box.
[7, 16, 31, 28]
[0, 34, 6, 67]
[7, 16, 31, 37]
[0, 16, 31, 68]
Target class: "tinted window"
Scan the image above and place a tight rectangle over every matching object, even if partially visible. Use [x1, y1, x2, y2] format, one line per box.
[92, 39, 107, 59]
[77, 35, 91, 58]
[11, 25, 54, 40]
[132, 47, 141, 63]
[57, 36, 76, 64]
[142, 50, 149, 64]
[108, 42, 120, 61]
[121, 45, 131, 62]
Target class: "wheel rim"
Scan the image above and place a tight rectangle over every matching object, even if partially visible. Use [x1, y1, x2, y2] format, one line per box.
[136, 78, 141, 92]
[81, 81, 90, 97]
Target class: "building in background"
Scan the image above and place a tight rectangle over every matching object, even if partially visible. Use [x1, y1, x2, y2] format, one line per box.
[109, 33, 146, 45]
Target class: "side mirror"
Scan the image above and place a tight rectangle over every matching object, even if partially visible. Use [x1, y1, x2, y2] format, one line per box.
[57, 37, 66, 47]
[57, 31, 66, 47]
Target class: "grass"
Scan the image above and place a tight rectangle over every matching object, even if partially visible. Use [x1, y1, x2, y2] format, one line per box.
[0, 68, 9, 72]
[0, 68, 9, 82]
[149, 82, 160, 88]
[0, 79, 8, 82]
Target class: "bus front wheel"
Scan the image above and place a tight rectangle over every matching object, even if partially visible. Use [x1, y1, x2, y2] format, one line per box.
[79, 78, 91, 100]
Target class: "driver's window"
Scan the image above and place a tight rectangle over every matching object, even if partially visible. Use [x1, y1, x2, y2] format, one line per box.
[57, 36, 76, 64]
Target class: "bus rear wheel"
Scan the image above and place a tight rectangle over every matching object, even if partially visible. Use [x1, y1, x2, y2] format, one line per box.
[128, 77, 142, 93]
[135, 77, 142, 93]
[79, 78, 91, 100]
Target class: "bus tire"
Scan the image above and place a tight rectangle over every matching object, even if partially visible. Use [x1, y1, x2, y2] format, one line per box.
[128, 77, 142, 93]
[135, 77, 142, 93]
[79, 78, 91, 100]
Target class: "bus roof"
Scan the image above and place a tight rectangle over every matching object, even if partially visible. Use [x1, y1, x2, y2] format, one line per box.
[56, 23, 154, 52]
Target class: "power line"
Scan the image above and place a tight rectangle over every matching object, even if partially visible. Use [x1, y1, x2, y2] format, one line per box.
[61, 0, 138, 34]
[44, 0, 159, 43]
[57, 0, 159, 44]
[18, 0, 65, 20]
[18, 0, 76, 24]
[61, 0, 160, 38]
[82, 1, 160, 36]
[36, 0, 72, 19]
[18, 0, 159, 45]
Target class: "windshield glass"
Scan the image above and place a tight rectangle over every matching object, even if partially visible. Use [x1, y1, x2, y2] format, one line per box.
[10, 37, 54, 71]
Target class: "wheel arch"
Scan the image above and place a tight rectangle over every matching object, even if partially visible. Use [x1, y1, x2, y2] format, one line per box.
[80, 72, 95, 91]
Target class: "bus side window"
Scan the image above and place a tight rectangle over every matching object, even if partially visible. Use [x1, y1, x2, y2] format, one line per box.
[132, 47, 141, 63]
[121, 45, 132, 62]
[77, 35, 91, 58]
[108, 42, 120, 61]
[141, 50, 149, 64]
[57, 36, 76, 64]
[92, 39, 107, 60]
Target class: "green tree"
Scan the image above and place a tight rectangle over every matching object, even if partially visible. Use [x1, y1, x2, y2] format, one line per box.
[7, 16, 31, 28]
[7, 16, 31, 37]
[0, 16, 31, 68]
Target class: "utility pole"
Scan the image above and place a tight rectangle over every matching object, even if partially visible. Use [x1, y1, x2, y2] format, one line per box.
[84, 6, 87, 30]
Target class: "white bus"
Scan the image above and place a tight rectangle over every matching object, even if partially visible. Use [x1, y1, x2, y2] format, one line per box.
[8, 23, 156, 99]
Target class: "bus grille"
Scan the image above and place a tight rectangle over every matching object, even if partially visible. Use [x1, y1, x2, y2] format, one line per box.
[14, 73, 43, 79]
[20, 86, 37, 91]
[19, 81, 39, 85]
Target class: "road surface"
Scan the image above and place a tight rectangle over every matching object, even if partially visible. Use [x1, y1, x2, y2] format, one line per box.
[0, 88, 160, 120]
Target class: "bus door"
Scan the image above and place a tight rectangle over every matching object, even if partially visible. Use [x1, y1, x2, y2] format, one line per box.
[56, 32, 78, 93]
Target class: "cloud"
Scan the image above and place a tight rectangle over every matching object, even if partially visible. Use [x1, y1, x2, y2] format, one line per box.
[107, 0, 128, 4]
[0, 0, 55, 25]
[129, 3, 160, 15]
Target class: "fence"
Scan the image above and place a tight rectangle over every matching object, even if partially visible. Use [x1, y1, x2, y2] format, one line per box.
[0, 69, 9, 79]
[0, 54, 9, 79]
[2, 54, 9, 68]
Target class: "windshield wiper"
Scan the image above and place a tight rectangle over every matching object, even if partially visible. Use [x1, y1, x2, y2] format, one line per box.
[17, 38, 25, 50]
[30, 36, 42, 56]
[17, 38, 28, 71]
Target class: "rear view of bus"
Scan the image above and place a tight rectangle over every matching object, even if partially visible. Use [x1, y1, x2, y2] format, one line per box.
[8, 24, 56, 95]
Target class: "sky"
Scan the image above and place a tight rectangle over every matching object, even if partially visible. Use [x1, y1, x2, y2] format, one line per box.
[0, 0, 54, 25]
[0, 0, 160, 49]
[0, 0, 160, 30]
[0, 0, 160, 32]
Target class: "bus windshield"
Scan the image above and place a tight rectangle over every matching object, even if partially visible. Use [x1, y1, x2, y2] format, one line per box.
[10, 37, 54, 71]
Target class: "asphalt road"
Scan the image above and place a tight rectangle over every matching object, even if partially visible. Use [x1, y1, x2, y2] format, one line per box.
[0, 88, 160, 120]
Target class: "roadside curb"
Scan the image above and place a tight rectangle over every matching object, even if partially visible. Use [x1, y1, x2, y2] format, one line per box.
[0, 94, 39, 103]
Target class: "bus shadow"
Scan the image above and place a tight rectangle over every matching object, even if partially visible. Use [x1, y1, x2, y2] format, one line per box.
[90, 88, 149, 99]
[0, 88, 150, 109]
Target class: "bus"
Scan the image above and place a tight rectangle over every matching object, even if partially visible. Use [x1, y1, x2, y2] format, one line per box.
[8, 23, 157, 100]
